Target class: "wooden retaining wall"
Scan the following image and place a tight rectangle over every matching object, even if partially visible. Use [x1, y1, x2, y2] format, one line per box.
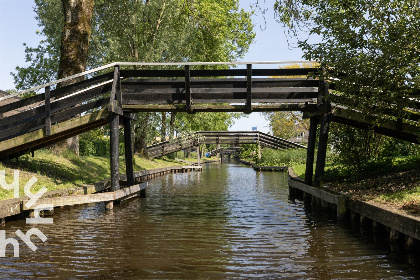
[287, 169, 420, 252]
[0, 165, 202, 223]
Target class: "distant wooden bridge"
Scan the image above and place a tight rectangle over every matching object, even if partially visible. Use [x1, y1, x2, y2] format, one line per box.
[0, 62, 418, 195]
[146, 131, 306, 158]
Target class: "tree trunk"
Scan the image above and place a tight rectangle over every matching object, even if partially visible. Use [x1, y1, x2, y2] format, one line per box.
[53, 0, 95, 155]
[161, 112, 167, 140]
[134, 112, 151, 157]
[169, 112, 176, 139]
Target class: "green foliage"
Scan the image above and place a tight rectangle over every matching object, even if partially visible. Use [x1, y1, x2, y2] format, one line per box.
[263, 111, 308, 140]
[175, 112, 243, 133]
[79, 129, 124, 156]
[275, 0, 420, 119]
[239, 144, 259, 161]
[329, 122, 420, 172]
[258, 148, 307, 166]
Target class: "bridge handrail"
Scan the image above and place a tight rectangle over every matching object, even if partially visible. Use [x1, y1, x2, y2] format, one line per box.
[1, 61, 316, 102]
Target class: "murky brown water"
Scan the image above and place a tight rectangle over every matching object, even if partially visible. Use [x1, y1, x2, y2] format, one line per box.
[0, 162, 419, 279]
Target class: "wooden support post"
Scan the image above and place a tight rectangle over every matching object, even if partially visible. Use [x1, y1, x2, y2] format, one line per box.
[185, 65, 192, 114]
[110, 112, 120, 192]
[245, 64, 252, 114]
[313, 80, 330, 188]
[110, 65, 121, 192]
[44, 86, 51, 136]
[123, 113, 134, 187]
[313, 113, 330, 188]
[196, 145, 200, 165]
[305, 117, 318, 185]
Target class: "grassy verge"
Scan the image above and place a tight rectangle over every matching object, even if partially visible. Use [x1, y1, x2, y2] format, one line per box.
[290, 156, 420, 215]
[0, 149, 183, 201]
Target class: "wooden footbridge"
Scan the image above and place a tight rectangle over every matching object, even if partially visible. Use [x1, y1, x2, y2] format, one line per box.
[0, 62, 419, 194]
[146, 131, 306, 158]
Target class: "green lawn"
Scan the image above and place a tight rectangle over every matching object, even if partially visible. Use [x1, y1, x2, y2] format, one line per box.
[0, 149, 183, 201]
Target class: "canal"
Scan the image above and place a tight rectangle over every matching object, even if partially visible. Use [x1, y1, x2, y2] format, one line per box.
[1, 162, 419, 279]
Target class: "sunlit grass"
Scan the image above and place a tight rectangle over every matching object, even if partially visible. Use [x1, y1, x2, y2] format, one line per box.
[0, 149, 183, 201]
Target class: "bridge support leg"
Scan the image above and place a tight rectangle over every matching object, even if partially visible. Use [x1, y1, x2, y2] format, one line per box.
[196, 146, 200, 165]
[313, 113, 331, 187]
[123, 114, 134, 187]
[110, 112, 120, 192]
[305, 117, 318, 185]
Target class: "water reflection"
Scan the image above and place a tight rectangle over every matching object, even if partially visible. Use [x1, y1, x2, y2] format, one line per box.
[0, 163, 418, 279]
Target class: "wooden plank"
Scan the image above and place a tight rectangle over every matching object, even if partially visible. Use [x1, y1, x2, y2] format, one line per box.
[51, 72, 113, 99]
[348, 199, 420, 240]
[51, 97, 110, 123]
[246, 64, 252, 113]
[0, 93, 45, 114]
[121, 78, 319, 89]
[0, 109, 109, 153]
[51, 83, 111, 113]
[122, 103, 318, 112]
[0, 117, 45, 141]
[23, 184, 146, 209]
[0, 198, 23, 218]
[45, 86, 51, 136]
[0, 104, 45, 130]
[332, 106, 420, 144]
[288, 177, 340, 205]
[185, 65, 192, 113]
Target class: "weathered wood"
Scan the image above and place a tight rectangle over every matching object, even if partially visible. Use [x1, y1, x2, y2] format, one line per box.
[0, 117, 45, 142]
[51, 72, 113, 98]
[0, 93, 45, 114]
[246, 64, 252, 113]
[313, 113, 331, 187]
[50, 82, 111, 112]
[332, 106, 420, 144]
[0, 109, 109, 159]
[348, 199, 420, 241]
[123, 114, 134, 187]
[185, 65, 192, 113]
[305, 116, 318, 185]
[51, 97, 110, 123]
[0, 105, 45, 131]
[23, 184, 146, 210]
[119, 68, 317, 79]
[45, 86, 51, 136]
[121, 78, 319, 89]
[122, 103, 318, 112]
[110, 66, 121, 192]
[122, 88, 317, 105]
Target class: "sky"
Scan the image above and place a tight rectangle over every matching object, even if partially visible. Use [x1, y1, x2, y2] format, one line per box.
[0, 0, 307, 134]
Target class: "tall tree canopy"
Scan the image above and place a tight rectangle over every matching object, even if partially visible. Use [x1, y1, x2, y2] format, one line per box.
[14, 0, 254, 88]
[274, 0, 420, 118]
[14, 0, 254, 155]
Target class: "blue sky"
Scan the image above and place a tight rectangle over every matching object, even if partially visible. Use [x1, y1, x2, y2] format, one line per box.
[0, 0, 307, 133]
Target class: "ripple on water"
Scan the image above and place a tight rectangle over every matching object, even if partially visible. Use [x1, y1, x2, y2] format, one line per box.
[0, 164, 418, 279]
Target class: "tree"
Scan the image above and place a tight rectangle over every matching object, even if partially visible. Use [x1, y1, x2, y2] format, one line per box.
[264, 111, 308, 140]
[14, 0, 254, 157]
[55, 0, 95, 155]
[274, 0, 420, 119]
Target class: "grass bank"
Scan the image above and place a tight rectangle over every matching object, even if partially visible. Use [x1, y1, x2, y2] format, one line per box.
[239, 146, 420, 215]
[0, 149, 183, 201]
[291, 156, 420, 215]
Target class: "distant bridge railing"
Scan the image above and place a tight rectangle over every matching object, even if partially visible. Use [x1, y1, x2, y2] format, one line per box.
[146, 131, 306, 158]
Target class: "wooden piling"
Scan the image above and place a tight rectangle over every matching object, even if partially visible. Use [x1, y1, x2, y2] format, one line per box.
[123, 114, 134, 187]
[305, 117, 318, 185]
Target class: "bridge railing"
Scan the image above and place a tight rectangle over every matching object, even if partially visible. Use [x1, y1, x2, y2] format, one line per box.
[0, 72, 114, 143]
